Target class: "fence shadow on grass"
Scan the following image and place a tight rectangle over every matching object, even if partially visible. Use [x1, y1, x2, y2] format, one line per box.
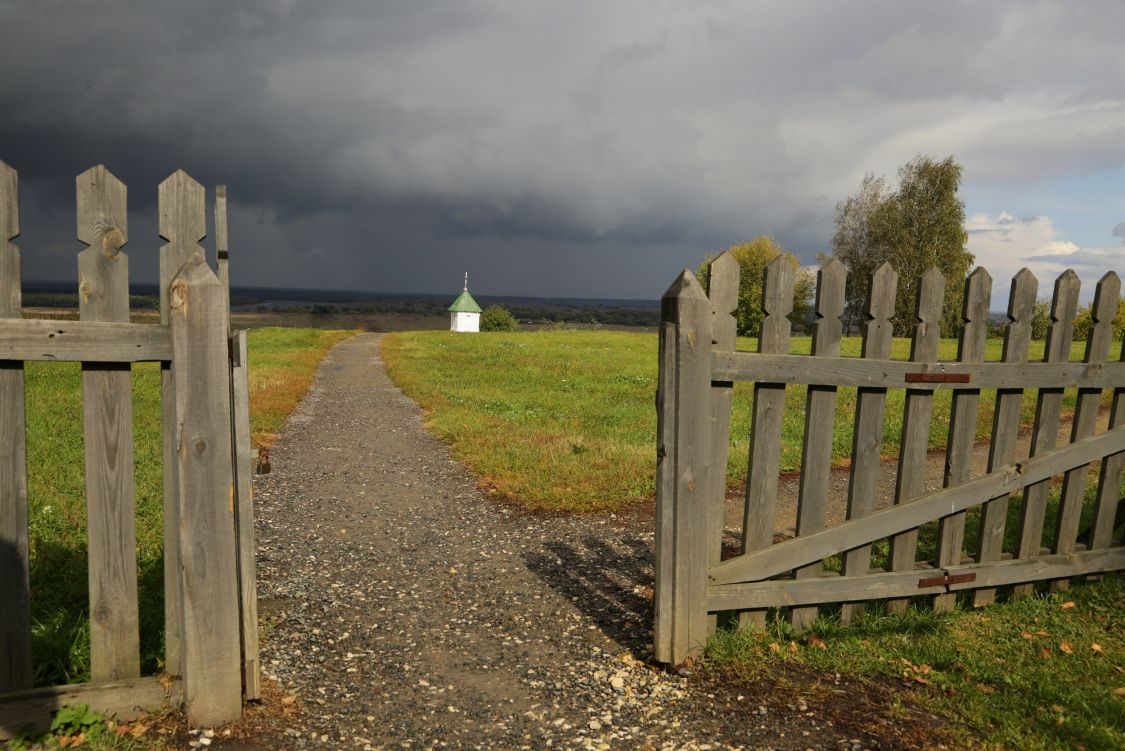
[523, 534, 655, 656]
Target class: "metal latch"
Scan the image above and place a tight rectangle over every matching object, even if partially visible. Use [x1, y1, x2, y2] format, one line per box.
[905, 372, 971, 384]
[918, 571, 977, 588]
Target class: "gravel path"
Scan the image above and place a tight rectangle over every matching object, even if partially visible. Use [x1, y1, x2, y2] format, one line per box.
[227, 333, 945, 751]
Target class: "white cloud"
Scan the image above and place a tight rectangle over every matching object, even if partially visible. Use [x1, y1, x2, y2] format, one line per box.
[967, 212, 1123, 307]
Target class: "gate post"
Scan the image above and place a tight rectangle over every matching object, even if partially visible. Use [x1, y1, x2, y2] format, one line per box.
[169, 253, 242, 726]
[654, 270, 712, 665]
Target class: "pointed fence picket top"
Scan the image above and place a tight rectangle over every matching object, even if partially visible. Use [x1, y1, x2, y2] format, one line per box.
[739, 255, 794, 629]
[0, 160, 31, 693]
[933, 267, 991, 612]
[841, 261, 896, 624]
[704, 252, 738, 636]
[76, 165, 141, 681]
[654, 269, 712, 663]
[1053, 272, 1120, 576]
[887, 266, 944, 613]
[791, 258, 845, 628]
[1014, 270, 1080, 596]
[974, 268, 1037, 607]
[170, 252, 242, 726]
[157, 169, 206, 676]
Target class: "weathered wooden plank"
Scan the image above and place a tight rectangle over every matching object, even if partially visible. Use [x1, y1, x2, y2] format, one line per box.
[0, 159, 31, 693]
[170, 254, 242, 725]
[0, 318, 172, 362]
[215, 185, 230, 317]
[974, 268, 1037, 607]
[791, 259, 845, 628]
[1014, 270, 1080, 597]
[841, 262, 896, 624]
[158, 170, 206, 676]
[77, 165, 140, 681]
[229, 330, 260, 699]
[704, 252, 738, 635]
[710, 353, 1125, 389]
[1090, 335, 1125, 551]
[887, 267, 944, 614]
[0, 676, 182, 740]
[654, 316, 676, 664]
[709, 425, 1125, 585]
[934, 268, 991, 612]
[707, 546, 1125, 611]
[739, 256, 794, 629]
[1052, 272, 1120, 590]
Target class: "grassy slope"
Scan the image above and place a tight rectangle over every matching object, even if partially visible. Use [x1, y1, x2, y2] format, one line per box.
[26, 327, 353, 686]
[382, 329, 1122, 511]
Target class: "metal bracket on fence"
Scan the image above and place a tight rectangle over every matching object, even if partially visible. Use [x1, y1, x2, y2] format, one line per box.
[905, 372, 971, 384]
[917, 571, 977, 589]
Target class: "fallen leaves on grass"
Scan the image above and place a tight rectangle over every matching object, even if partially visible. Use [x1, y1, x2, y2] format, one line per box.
[1059, 641, 1074, 654]
[1060, 601, 1076, 610]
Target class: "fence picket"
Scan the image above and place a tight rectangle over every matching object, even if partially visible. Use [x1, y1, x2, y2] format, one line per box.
[840, 263, 896, 624]
[157, 170, 206, 675]
[1014, 271, 1080, 597]
[705, 252, 738, 634]
[0, 160, 32, 693]
[974, 269, 1036, 607]
[215, 185, 230, 316]
[934, 268, 991, 612]
[1051, 272, 1120, 589]
[1089, 321, 1125, 551]
[76, 166, 141, 681]
[740, 256, 794, 629]
[230, 329, 261, 699]
[886, 267, 943, 614]
[791, 259, 845, 629]
[170, 253, 242, 725]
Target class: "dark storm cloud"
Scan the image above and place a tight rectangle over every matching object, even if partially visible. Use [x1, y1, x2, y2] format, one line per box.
[2, 0, 1124, 297]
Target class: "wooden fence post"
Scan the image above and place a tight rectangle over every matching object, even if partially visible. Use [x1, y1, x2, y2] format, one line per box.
[1052, 271, 1120, 589]
[841, 262, 896, 624]
[158, 170, 206, 675]
[654, 270, 711, 665]
[887, 267, 943, 614]
[76, 165, 140, 680]
[0, 160, 32, 693]
[1089, 298, 1125, 551]
[740, 256, 794, 629]
[705, 252, 738, 635]
[229, 329, 260, 700]
[974, 268, 1036, 607]
[791, 259, 845, 629]
[934, 268, 991, 612]
[1014, 270, 1079, 597]
[215, 185, 230, 317]
[170, 253, 242, 726]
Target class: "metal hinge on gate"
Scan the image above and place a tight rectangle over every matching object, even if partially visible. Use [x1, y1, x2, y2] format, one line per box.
[918, 571, 977, 589]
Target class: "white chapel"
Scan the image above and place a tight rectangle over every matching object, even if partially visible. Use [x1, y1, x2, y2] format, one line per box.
[448, 273, 482, 332]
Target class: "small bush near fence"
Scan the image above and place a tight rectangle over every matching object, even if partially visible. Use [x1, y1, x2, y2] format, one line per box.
[480, 305, 520, 332]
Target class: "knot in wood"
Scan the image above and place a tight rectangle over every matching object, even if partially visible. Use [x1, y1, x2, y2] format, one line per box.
[169, 279, 188, 312]
[192, 435, 208, 455]
[92, 602, 112, 626]
[100, 226, 125, 258]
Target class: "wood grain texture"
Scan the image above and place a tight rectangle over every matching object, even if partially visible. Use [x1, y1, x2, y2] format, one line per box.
[653, 315, 676, 664]
[229, 330, 260, 699]
[704, 252, 738, 635]
[707, 546, 1125, 611]
[934, 268, 991, 612]
[76, 165, 140, 681]
[0, 676, 182, 740]
[841, 262, 896, 624]
[0, 318, 172, 362]
[158, 170, 206, 676]
[791, 259, 845, 628]
[974, 268, 1036, 607]
[215, 185, 229, 316]
[739, 255, 794, 629]
[1051, 272, 1119, 589]
[709, 425, 1125, 585]
[170, 254, 242, 725]
[1014, 270, 1080, 597]
[0, 160, 31, 693]
[1090, 326, 1125, 551]
[887, 267, 944, 614]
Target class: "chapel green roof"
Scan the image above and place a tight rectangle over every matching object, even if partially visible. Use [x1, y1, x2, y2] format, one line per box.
[448, 289, 482, 313]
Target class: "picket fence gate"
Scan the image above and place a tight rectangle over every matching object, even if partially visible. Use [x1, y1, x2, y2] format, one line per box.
[655, 252, 1125, 665]
[0, 161, 259, 735]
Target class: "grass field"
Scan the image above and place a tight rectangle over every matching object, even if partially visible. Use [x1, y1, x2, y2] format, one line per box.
[25, 326, 354, 686]
[381, 329, 1122, 512]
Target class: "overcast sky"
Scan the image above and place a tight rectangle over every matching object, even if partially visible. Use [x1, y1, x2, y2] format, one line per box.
[1, 0, 1123, 305]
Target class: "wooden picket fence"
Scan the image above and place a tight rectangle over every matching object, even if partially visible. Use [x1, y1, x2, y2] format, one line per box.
[0, 161, 259, 735]
[655, 252, 1125, 665]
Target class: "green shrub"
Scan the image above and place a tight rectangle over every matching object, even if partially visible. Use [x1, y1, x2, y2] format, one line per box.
[480, 305, 519, 332]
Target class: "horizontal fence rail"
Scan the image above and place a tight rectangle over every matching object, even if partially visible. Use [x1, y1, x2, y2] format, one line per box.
[655, 252, 1125, 665]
